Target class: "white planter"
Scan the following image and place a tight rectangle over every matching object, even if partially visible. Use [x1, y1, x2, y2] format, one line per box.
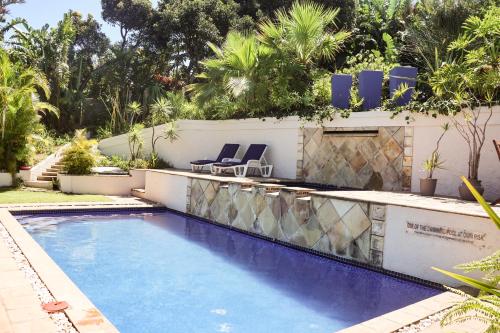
[58, 174, 133, 196]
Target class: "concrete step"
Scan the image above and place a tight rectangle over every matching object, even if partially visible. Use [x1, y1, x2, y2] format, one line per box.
[131, 188, 147, 199]
[46, 168, 60, 173]
[51, 165, 64, 170]
[37, 175, 56, 181]
[24, 180, 53, 190]
[42, 172, 58, 177]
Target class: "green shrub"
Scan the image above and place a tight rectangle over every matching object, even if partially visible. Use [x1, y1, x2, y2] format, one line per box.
[62, 146, 96, 175]
[61, 130, 97, 175]
[129, 158, 149, 169]
[148, 152, 173, 169]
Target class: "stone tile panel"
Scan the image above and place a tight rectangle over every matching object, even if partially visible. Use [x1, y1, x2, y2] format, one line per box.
[302, 126, 405, 190]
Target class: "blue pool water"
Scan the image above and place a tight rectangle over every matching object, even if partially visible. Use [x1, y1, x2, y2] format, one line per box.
[20, 211, 440, 333]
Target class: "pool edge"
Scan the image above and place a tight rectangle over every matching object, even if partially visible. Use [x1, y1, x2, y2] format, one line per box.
[0, 208, 119, 333]
[1, 207, 462, 333]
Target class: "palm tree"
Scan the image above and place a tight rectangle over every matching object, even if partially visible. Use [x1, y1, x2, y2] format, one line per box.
[189, 31, 270, 116]
[8, 14, 75, 130]
[190, 1, 350, 118]
[258, 1, 350, 67]
[0, 50, 58, 180]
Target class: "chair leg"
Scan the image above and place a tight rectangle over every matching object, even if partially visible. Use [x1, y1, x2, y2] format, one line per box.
[260, 165, 273, 178]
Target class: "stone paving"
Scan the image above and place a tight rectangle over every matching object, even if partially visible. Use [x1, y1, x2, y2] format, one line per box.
[0, 235, 57, 333]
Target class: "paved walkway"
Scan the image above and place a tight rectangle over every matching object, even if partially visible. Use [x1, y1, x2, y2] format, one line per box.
[0, 239, 57, 333]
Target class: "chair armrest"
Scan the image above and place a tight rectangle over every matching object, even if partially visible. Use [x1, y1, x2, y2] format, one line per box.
[246, 160, 261, 167]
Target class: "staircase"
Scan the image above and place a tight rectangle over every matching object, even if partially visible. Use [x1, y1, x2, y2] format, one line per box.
[24, 163, 65, 190]
[131, 188, 147, 199]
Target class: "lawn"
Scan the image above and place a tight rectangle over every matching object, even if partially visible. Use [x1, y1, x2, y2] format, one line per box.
[0, 188, 112, 204]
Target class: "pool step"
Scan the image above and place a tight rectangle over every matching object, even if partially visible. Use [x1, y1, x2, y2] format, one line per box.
[131, 188, 147, 199]
[24, 180, 53, 190]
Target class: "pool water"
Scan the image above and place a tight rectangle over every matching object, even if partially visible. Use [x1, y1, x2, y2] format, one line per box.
[20, 211, 440, 333]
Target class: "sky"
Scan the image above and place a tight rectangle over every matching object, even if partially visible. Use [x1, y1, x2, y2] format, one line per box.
[7, 0, 158, 42]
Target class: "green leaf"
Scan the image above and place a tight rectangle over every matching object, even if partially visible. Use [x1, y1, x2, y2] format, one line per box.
[432, 267, 500, 297]
[461, 176, 500, 229]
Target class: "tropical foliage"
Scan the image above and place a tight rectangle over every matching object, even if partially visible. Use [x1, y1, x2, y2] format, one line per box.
[190, 1, 350, 119]
[0, 0, 496, 174]
[409, 5, 499, 181]
[0, 49, 58, 179]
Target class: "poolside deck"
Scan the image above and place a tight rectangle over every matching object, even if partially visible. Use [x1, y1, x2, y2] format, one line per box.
[149, 169, 500, 219]
[0, 237, 57, 333]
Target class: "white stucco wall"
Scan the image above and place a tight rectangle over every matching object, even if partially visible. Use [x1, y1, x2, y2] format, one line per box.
[410, 108, 500, 200]
[98, 108, 500, 199]
[144, 171, 188, 213]
[0, 173, 12, 187]
[59, 174, 134, 196]
[99, 118, 301, 179]
[383, 205, 500, 286]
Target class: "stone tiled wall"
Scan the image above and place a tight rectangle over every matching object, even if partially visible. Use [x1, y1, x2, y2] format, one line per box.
[300, 127, 410, 191]
[187, 178, 387, 267]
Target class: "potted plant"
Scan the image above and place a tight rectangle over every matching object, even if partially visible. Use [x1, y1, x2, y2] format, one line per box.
[420, 124, 449, 196]
[426, 6, 499, 200]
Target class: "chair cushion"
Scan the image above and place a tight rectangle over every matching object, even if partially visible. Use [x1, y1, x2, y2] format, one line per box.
[190, 160, 216, 165]
[213, 161, 242, 167]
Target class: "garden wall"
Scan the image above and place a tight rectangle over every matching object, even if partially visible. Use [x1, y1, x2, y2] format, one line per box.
[98, 108, 500, 200]
[58, 170, 147, 196]
[0, 173, 12, 187]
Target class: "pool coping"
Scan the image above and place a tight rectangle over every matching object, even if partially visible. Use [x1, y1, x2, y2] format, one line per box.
[146, 169, 498, 219]
[0, 206, 463, 333]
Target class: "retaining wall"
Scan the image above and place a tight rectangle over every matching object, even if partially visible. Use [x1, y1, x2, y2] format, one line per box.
[99, 108, 500, 200]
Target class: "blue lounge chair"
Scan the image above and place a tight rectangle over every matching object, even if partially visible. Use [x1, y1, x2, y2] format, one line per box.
[190, 144, 240, 172]
[211, 144, 273, 178]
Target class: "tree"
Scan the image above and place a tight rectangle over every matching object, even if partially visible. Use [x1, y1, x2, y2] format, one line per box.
[0, 50, 58, 180]
[403, 0, 489, 71]
[153, 0, 240, 81]
[67, 12, 110, 127]
[0, 0, 25, 40]
[101, 0, 152, 49]
[8, 13, 75, 130]
[189, 31, 271, 117]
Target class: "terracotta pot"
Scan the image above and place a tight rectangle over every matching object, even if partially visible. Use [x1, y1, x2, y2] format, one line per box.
[420, 178, 437, 196]
[19, 166, 31, 171]
[458, 178, 484, 201]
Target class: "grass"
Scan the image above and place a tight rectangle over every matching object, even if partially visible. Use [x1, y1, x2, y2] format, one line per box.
[0, 187, 112, 204]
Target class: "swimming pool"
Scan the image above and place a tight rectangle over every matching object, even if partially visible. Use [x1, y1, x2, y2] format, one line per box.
[19, 211, 440, 333]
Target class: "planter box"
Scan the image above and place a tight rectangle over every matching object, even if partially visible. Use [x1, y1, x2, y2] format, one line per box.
[59, 174, 134, 196]
[331, 74, 352, 109]
[359, 70, 384, 110]
[389, 66, 418, 106]
[58, 170, 149, 196]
